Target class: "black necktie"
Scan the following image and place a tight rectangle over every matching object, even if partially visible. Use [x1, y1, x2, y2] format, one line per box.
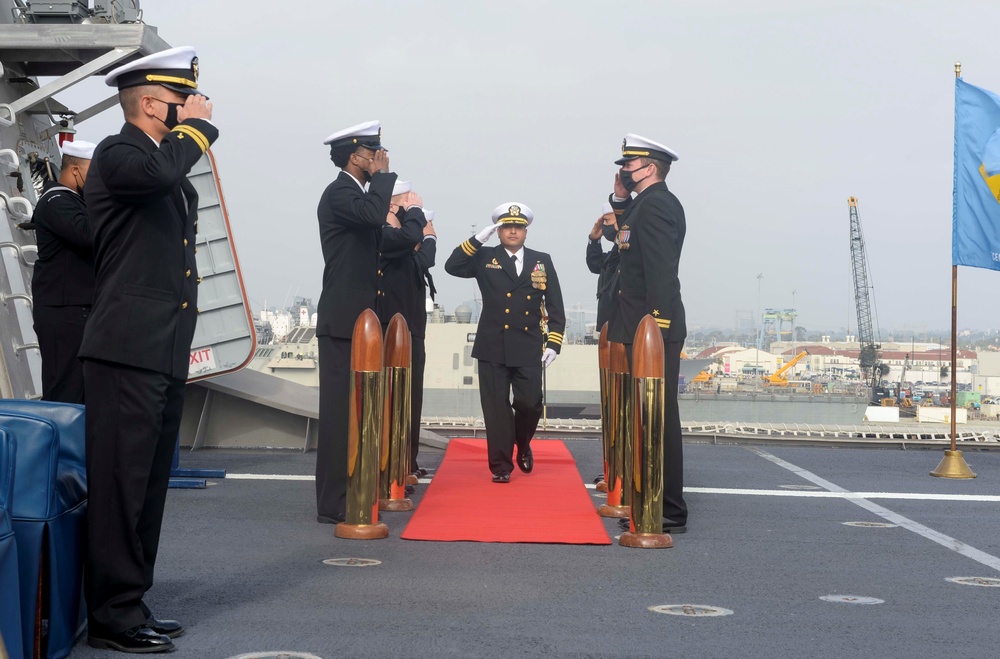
[512, 254, 521, 276]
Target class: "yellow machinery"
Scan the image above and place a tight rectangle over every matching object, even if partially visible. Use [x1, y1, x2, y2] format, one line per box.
[764, 351, 808, 387]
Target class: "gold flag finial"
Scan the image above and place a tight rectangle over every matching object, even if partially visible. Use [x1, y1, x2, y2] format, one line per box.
[955, 61, 962, 79]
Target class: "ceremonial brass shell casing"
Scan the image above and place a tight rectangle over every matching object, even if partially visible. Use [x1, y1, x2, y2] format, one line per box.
[620, 315, 672, 549]
[336, 310, 389, 540]
[598, 341, 630, 519]
[596, 324, 611, 493]
[379, 366, 414, 511]
[631, 377, 665, 533]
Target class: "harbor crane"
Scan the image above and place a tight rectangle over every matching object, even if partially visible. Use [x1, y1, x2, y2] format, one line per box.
[848, 197, 889, 403]
[764, 350, 809, 387]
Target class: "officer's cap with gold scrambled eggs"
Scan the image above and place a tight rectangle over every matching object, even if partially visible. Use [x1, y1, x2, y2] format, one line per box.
[614, 133, 678, 165]
[491, 202, 533, 227]
[105, 46, 207, 98]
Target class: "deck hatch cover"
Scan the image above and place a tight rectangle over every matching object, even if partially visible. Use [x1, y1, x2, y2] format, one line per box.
[322, 558, 382, 568]
[648, 604, 733, 617]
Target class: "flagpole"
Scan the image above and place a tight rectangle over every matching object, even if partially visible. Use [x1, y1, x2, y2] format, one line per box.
[932, 61, 976, 479]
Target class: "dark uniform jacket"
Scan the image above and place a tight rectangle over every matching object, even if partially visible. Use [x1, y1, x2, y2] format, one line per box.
[445, 238, 566, 367]
[378, 215, 436, 339]
[316, 170, 399, 340]
[608, 181, 687, 345]
[585, 239, 618, 332]
[30, 185, 94, 306]
[79, 119, 218, 379]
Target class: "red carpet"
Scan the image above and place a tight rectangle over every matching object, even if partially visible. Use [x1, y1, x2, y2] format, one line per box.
[401, 438, 611, 544]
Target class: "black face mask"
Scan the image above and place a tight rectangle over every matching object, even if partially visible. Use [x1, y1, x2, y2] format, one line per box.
[152, 98, 182, 130]
[602, 223, 618, 242]
[619, 164, 649, 193]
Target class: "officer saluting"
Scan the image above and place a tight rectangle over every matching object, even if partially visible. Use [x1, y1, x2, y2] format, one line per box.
[80, 46, 217, 652]
[315, 121, 424, 523]
[607, 134, 688, 535]
[445, 203, 565, 482]
[30, 139, 96, 404]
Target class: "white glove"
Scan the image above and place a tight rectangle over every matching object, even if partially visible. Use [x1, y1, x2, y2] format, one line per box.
[474, 222, 503, 243]
[541, 348, 557, 368]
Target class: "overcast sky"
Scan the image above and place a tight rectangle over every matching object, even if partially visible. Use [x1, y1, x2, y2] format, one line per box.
[56, 0, 1000, 336]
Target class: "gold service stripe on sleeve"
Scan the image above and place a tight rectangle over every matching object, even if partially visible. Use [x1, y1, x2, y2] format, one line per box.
[172, 125, 209, 152]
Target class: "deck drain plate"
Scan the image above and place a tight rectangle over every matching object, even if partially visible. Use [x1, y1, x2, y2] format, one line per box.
[820, 595, 883, 604]
[946, 577, 1000, 587]
[780, 484, 822, 490]
[227, 653, 323, 659]
[648, 604, 733, 617]
[322, 558, 381, 568]
[842, 521, 897, 528]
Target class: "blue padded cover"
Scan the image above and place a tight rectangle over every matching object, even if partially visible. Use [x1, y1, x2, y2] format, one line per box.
[0, 428, 24, 659]
[0, 401, 86, 519]
[0, 401, 87, 659]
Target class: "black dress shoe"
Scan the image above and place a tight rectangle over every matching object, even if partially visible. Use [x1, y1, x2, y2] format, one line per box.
[492, 471, 510, 483]
[412, 467, 428, 477]
[404, 484, 415, 495]
[317, 513, 346, 524]
[88, 624, 174, 653]
[516, 445, 533, 474]
[146, 616, 184, 638]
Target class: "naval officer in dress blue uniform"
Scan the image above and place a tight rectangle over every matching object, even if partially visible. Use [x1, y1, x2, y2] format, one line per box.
[30, 139, 96, 404]
[607, 134, 689, 535]
[315, 122, 425, 523]
[445, 204, 566, 482]
[80, 46, 217, 653]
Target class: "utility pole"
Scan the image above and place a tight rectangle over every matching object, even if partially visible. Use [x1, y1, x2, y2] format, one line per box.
[791, 289, 797, 368]
[756, 273, 763, 391]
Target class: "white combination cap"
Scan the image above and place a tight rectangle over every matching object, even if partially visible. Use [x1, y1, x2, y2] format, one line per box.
[105, 46, 205, 97]
[615, 133, 679, 165]
[323, 120, 382, 148]
[491, 202, 533, 227]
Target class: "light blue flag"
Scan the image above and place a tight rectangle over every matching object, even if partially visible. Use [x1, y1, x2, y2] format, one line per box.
[953, 78, 1000, 269]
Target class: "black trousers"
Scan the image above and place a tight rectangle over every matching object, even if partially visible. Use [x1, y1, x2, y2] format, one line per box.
[626, 339, 687, 524]
[477, 360, 542, 474]
[316, 335, 351, 520]
[33, 304, 90, 404]
[82, 359, 185, 633]
[410, 336, 426, 471]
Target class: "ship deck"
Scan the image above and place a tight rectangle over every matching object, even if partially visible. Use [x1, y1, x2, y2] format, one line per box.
[69, 438, 1000, 659]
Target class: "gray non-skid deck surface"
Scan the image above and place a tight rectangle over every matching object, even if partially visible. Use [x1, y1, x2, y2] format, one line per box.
[70, 442, 999, 659]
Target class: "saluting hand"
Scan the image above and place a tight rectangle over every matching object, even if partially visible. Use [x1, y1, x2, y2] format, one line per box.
[177, 93, 212, 123]
[369, 149, 391, 175]
[400, 191, 423, 210]
[589, 216, 604, 240]
[613, 172, 629, 199]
